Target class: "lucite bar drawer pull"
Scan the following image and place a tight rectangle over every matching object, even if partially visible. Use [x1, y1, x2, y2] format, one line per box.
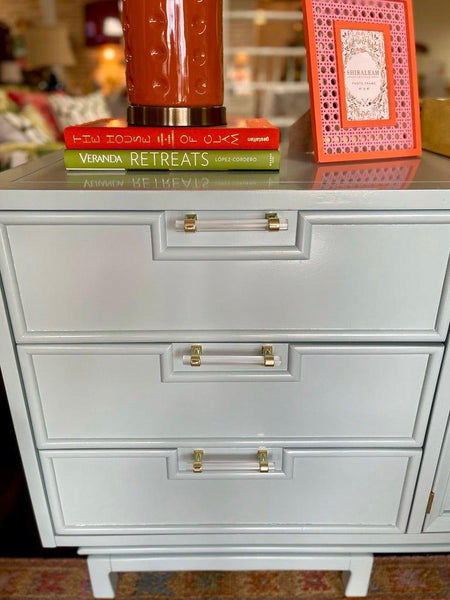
[192, 448, 271, 474]
[176, 213, 288, 233]
[185, 345, 281, 368]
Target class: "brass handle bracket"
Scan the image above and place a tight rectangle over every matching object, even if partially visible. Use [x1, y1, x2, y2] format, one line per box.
[258, 448, 269, 473]
[265, 212, 281, 232]
[193, 449, 204, 473]
[184, 213, 198, 233]
[190, 345, 203, 367]
[262, 345, 275, 367]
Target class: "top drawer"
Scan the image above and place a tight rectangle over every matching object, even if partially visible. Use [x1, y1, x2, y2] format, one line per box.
[0, 211, 449, 343]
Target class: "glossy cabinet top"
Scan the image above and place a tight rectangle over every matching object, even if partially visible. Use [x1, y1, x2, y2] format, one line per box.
[0, 150, 448, 211]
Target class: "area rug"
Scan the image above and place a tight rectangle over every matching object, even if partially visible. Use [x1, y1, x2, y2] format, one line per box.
[0, 555, 449, 599]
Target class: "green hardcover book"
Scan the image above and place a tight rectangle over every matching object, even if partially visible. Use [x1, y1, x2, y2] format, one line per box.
[64, 149, 280, 171]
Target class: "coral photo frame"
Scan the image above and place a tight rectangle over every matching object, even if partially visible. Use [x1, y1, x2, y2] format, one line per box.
[302, 0, 421, 162]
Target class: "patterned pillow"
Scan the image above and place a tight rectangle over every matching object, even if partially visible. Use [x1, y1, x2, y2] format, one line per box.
[0, 112, 52, 144]
[7, 90, 64, 140]
[0, 89, 20, 113]
[49, 91, 112, 131]
[21, 103, 57, 142]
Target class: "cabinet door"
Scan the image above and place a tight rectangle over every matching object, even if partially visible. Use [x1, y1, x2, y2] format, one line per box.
[423, 420, 450, 532]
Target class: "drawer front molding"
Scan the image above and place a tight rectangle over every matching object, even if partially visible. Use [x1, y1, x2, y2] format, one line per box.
[40, 448, 421, 535]
[1, 212, 449, 343]
[19, 344, 443, 448]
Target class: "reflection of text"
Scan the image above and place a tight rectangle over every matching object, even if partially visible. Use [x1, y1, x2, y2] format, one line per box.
[132, 176, 211, 189]
[81, 177, 212, 189]
[76, 174, 279, 190]
[83, 179, 125, 188]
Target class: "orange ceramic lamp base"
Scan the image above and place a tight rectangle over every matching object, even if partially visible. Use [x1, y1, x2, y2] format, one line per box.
[123, 0, 226, 127]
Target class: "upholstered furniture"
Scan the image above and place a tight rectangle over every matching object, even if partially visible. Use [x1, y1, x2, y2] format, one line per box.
[0, 88, 114, 169]
[0, 151, 449, 598]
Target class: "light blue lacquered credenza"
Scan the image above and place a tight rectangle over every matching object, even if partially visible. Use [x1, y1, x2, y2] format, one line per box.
[0, 151, 449, 597]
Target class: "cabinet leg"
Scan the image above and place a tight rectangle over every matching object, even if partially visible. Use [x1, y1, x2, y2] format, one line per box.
[342, 554, 374, 597]
[87, 556, 118, 599]
[84, 551, 373, 599]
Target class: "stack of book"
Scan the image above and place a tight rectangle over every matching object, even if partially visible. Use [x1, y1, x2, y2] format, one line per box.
[63, 118, 281, 172]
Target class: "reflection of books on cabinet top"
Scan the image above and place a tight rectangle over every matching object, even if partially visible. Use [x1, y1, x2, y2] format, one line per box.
[66, 170, 281, 191]
[6, 150, 448, 194]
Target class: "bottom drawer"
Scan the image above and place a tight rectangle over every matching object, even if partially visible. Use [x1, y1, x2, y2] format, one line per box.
[41, 448, 420, 535]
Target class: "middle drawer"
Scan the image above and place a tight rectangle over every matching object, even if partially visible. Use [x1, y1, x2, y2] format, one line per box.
[19, 343, 443, 448]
